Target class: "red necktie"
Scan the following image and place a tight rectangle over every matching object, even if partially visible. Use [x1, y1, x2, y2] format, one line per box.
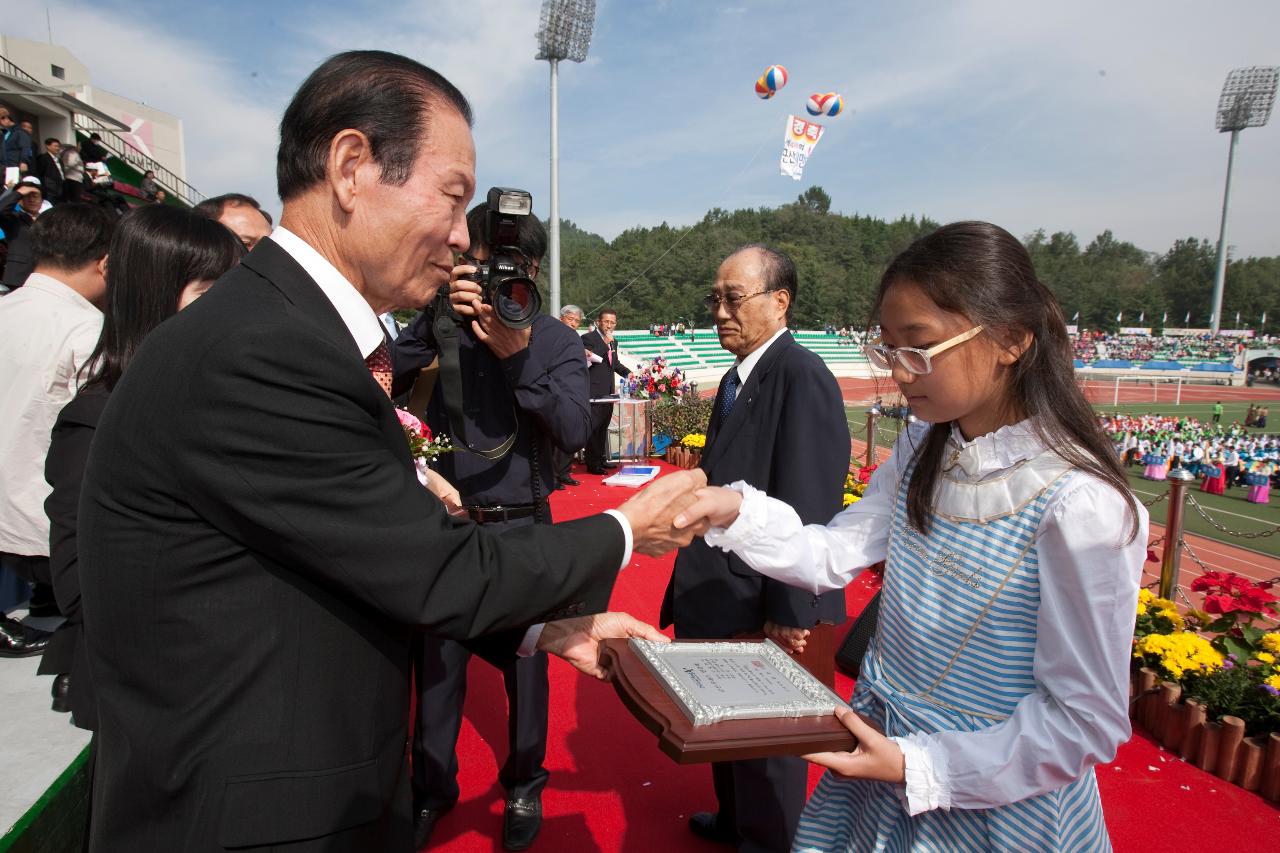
[365, 341, 393, 398]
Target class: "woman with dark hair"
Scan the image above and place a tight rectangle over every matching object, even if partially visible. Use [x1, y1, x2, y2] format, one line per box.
[678, 222, 1147, 851]
[39, 204, 244, 724]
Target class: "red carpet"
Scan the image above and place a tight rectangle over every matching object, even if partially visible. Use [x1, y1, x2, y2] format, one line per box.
[424, 462, 1278, 852]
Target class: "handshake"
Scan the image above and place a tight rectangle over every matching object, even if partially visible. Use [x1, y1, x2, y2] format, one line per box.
[614, 468, 714, 557]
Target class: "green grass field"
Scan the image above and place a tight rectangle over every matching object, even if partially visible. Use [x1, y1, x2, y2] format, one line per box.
[843, 401, 1280, 558]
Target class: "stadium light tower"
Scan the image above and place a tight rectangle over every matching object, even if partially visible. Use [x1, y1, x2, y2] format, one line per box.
[536, 0, 596, 316]
[1208, 66, 1278, 335]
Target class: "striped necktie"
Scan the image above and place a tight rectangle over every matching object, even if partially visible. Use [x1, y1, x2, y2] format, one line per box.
[365, 341, 393, 398]
[717, 367, 740, 425]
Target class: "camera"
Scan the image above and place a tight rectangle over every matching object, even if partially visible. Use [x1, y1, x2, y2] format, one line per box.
[461, 187, 541, 329]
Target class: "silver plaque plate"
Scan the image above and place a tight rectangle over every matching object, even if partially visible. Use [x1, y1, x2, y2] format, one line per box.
[629, 638, 847, 726]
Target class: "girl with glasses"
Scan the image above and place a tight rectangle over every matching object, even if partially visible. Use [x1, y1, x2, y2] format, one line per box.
[676, 221, 1146, 852]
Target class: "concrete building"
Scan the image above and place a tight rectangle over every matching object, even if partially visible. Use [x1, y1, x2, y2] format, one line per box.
[0, 34, 199, 204]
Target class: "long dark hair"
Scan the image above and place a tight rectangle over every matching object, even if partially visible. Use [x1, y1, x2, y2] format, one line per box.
[82, 205, 244, 391]
[876, 221, 1139, 540]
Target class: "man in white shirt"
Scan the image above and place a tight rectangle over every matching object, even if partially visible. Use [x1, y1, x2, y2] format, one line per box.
[0, 202, 113, 656]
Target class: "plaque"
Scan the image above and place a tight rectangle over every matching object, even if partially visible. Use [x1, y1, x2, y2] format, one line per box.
[601, 638, 857, 764]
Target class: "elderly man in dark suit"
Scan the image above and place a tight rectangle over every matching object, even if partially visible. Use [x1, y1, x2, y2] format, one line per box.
[581, 308, 631, 473]
[76, 50, 704, 853]
[661, 244, 850, 853]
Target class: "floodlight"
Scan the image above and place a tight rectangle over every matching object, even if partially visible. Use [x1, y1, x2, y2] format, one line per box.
[1215, 66, 1278, 132]
[536, 0, 598, 315]
[1208, 66, 1279, 335]
[536, 0, 596, 63]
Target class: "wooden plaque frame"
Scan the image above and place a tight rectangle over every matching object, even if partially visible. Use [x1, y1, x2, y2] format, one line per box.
[600, 638, 857, 765]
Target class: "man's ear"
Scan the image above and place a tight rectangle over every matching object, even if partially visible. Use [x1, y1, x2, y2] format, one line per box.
[327, 129, 372, 215]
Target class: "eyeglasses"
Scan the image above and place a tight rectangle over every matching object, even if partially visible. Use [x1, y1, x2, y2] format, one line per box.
[702, 289, 774, 313]
[863, 325, 985, 375]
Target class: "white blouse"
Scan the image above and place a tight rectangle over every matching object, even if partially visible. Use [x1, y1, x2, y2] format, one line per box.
[704, 420, 1148, 814]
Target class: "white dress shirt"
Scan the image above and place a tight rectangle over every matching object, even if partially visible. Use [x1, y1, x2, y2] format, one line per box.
[0, 273, 102, 555]
[731, 325, 788, 396]
[266, 228, 633, 649]
[704, 419, 1147, 812]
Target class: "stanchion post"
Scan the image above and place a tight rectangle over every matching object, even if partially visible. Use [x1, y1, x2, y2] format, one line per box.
[1160, 469, 1196, 601]
[864, 409, 879, 469]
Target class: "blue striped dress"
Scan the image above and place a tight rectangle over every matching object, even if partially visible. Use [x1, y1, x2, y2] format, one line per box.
[792, 461, 1112, 852]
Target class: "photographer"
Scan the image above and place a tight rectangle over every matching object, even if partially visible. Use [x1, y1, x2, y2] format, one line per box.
[391, 194, 591, 851]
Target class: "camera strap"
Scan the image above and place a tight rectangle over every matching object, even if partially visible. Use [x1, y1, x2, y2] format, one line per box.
[432, 292, 518, 461]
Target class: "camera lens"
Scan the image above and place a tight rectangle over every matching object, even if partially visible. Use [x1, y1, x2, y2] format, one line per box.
[493, 276, 540, 329]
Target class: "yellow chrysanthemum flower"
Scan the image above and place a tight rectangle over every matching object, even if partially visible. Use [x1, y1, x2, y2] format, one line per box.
[1262, 633, 1280, 655]
[1257, 651, 1277, 665]
[1134, 632, 1224, 681]
[1265, 674, 1280, 691]
[1138, 589, 1155, 604]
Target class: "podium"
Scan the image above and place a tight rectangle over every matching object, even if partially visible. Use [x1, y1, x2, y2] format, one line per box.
[590, 397, 654, 461]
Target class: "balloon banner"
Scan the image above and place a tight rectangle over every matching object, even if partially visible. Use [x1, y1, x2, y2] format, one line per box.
[779, 115, 825, 181]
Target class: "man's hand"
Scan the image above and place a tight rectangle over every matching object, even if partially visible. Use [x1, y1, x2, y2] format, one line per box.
[537, 611, 669, 680]
[802, 706, 904, 783]
[619, 469, 709, 556]
[471, 302, 531, 359]
[445, 264, 532, 359]
[673, 485, 744, 531]
[764, 620, 810, 654]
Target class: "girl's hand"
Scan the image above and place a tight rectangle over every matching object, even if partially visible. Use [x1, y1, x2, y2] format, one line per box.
[423, 469, 464, 516]
[802, 706, 905, 783]
[673, 486, 743, 530]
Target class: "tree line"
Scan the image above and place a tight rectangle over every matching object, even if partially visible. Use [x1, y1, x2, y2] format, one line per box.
[546, 186, 1280, 334]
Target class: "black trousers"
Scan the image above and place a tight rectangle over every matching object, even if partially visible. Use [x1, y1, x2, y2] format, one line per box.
[411, 514, 550, 811]
[586, 403, 613, 469]
[710, 756, 807, 853]
[551, 447, 575, 482]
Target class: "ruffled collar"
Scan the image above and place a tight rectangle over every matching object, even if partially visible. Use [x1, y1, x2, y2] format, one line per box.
[909, 419, 1075, 524]
[943, 419, 1049, 480]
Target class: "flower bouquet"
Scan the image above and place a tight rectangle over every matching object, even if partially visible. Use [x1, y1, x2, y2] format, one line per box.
[625, 355, 693, 401]
[396, 408, 454, 485]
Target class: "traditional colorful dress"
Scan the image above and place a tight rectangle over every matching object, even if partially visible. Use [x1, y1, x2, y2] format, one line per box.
[1246, 462, 1272, 504]
[1200, 461, 1226, 496]
[705, 420, 1147, 852]
[1141, 451, 1168, 481]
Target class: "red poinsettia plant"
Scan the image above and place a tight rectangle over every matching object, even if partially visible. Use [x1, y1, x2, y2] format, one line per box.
[1189, 570, 1279, 661]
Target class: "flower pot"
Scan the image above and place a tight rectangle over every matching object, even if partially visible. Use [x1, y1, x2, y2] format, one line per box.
[1128, 668, 1280, 800]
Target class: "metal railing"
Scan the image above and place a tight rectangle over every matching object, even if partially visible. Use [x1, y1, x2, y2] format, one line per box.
[73, 115, 204, 206]
[0, 55, 43, 86]
[1, 49, 204, 207]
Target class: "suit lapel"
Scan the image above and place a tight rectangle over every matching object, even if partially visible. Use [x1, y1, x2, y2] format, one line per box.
[240, 238, 363, 363]
[701, 332, 794, 471]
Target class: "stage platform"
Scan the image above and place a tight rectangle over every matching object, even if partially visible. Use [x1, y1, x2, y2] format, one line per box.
[0, 609, 91, 853]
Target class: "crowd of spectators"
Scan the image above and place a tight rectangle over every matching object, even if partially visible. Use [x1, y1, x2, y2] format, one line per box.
[1070, 330, 1257, 364]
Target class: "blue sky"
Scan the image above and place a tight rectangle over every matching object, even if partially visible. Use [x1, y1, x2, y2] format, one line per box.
[9, 0, 1280, 257]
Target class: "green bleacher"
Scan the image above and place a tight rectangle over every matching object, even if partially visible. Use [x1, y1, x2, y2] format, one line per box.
[614, 330, 866, 371]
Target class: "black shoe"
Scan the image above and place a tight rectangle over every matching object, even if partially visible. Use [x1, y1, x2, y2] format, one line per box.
[413, 803, 453, 849]
[688, 811, 735, 845]
[559, 476, 580, 487]
[0, 615, 50, 658]
[51, 674, 71, 713]
[503, 796, 542, 851]
[27, 584, 61, 618]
